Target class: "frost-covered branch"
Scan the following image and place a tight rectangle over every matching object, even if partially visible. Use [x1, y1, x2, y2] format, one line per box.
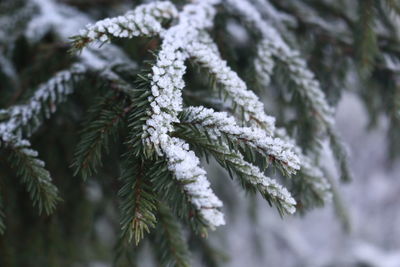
[161, 137, 224, 228]
[252, 0, 297, 29]
[227, 0, 335, 127]
[227, 0, 352, 181]
[275, 128, 332, 205]
[214, 144, 297, 215]
[70, 1, 178, 52]
[143, 0, 219, 150]
[254, 40, 275, 86]
[68, 0, 336, 230]
[0, 64, 86, 140]
[187, 32, 276, 135]
[174, 123, 297, 215]
[180, 106, 300, 176]
[219, 146, 296, 215]
[142, 0, 225, 229]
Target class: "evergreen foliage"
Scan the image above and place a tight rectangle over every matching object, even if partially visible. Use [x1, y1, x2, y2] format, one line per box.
[0, 0, 399, 265]
[0, 189, 5, 235]
[72, 92, 128, 180]
[355, 0, 378, 77]
[4, 139, 60, 215]
[153, 202, 191, 267]
[118, 158, 157, 246]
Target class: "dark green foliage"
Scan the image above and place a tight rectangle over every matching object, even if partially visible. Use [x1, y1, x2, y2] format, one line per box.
[355, 0, 379, 77]
[4, 140, 60, 215]
[153, 202, 191, 267]
[118, 158, 157, 245]
[0, 189, 5, 234]
[72, 91, 128, 180]
[125, 74, 154, 159]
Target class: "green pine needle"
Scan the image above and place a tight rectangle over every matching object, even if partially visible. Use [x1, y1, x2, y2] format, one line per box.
[356, 0, 379, 77]
[153, 202, 191, 267]
[118, 158, 157, 246]
[72, 93, 129, 180]
[6, 140, 60, 215]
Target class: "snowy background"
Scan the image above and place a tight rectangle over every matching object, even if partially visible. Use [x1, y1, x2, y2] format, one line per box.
[210, 92, 400, 267]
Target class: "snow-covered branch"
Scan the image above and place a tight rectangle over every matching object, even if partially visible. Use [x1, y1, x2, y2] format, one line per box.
[142, 0, 225, 228]
[162, 137, 225, 228]
[187, 32, 276, 135]
[181, 106, 300, 175]
[275, 128, 332, 204]
[227, 0, 351, 181]
[71, 2, 178, 51]
[227, 0, 335, 128]
[0, 64, 86, 141]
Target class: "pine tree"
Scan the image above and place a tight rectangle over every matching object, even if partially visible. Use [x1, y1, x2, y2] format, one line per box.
[0, 0, 399, 266]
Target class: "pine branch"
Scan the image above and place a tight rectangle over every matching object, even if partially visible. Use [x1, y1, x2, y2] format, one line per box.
[187, 32, 276, 135]
[254, 40, 275, 86]
[147, 158, 215, 235]
[275, 128, 332, 209]
[173, 124, 297, 216]
[2, 138, 60, 215]
[179, 106, 300, 176]
[228, 0, 353, 182]
[72, 92, 129, 180]
[273, 59, 353, 182]
[125, 74, 154, 159]
[153, 202, 191, 267]
[70, 1, 177, 52]
[118, 158, 157, 246]
[0, 64, 86, 138]
[292, 168, 332, 211]
[122, 68, 221, 236]
[355, 0, 379, 77]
